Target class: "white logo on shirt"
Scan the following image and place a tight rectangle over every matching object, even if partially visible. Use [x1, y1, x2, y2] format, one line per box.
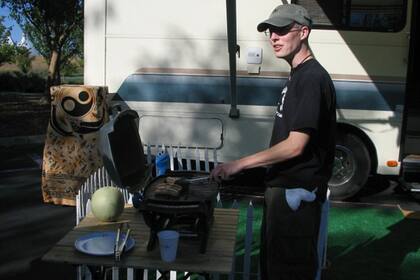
[276, 86, 287, 118]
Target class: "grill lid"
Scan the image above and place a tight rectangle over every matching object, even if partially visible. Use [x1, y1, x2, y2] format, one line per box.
[99, 109, 147, 191]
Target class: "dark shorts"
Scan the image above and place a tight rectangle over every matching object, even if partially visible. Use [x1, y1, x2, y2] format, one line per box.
[260, 187, 322, 280]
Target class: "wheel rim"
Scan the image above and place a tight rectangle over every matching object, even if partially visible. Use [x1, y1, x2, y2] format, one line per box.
[330, 145, 357, 187]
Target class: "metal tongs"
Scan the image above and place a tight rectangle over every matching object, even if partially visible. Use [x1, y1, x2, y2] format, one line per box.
[114, 223, 131, 261]
[176, 175, 211, 186]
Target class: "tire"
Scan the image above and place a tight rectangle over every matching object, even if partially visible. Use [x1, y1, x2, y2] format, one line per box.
[328, 132, 371, 200]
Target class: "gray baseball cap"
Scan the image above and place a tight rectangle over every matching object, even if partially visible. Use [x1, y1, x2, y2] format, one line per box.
[257, 4, 312, 32]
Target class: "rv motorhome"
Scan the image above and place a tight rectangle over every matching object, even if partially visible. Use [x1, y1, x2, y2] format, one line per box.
[84, 0, 420, 199]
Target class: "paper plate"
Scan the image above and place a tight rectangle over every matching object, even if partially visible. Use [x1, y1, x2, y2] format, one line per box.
[74, 231, 135, 256]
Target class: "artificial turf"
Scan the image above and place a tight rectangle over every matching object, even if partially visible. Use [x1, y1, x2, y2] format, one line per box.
[232, 201, 420, 280]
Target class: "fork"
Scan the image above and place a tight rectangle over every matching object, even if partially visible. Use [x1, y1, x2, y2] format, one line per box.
[115, 223, 131, 261]
[114, 224, 122, 261]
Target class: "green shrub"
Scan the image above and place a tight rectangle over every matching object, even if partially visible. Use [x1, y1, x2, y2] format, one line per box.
[62, 75, 84, 84]
[0, 71, 46, 92]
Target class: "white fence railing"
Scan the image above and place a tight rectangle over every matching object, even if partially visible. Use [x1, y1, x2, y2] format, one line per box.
[76, 144, 329, 280]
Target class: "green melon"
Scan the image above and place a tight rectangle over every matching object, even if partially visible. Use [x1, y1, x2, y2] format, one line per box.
[91, 187, 125, 222]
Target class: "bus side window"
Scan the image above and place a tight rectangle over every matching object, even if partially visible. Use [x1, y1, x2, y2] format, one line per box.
[292, 0, 407, 32]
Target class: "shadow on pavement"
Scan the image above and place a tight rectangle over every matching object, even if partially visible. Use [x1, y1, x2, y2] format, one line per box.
[343, 174, 420, 211]
[0, 145, 76, 280]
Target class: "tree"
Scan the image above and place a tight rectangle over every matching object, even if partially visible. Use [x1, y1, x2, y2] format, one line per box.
[0, 16, 15, 65]
[14, 45, 34, 73]
[0, 0, 83, 96]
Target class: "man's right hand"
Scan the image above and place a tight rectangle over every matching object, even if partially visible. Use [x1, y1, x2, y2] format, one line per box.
[210, 160, 243, 183]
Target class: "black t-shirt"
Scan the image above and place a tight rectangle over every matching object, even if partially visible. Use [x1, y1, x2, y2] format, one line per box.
[265, 59, 336, 191]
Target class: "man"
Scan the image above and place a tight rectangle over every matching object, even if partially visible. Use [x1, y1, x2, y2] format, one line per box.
[210, 4, 336, 280]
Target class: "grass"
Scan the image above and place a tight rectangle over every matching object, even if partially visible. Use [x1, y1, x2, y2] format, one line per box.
[326, 205, 420, 280]
[228, 201, 420, 280]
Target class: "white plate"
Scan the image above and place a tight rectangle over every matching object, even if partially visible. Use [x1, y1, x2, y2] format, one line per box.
[74, 231, 135, 256]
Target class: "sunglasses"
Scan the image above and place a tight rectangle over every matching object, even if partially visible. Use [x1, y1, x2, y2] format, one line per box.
[264, 25, 302, 36]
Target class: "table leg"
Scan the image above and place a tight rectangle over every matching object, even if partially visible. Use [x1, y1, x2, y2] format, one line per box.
[157, 270, 184, 280]
[156, 270, 170, 280]
[87, 265, 110, 280]
[181, 272, 211, 280]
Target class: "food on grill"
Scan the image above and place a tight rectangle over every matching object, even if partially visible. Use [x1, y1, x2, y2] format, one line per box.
[153, 182, 184, 198]
[91, 186, 125, 222]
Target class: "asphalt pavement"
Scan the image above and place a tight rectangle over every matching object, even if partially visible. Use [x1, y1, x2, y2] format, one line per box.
[0, 143, 76, 280]
[343, 173, 420, 212]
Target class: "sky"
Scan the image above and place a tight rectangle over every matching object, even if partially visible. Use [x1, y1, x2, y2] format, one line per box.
[0, 6, 24, 44]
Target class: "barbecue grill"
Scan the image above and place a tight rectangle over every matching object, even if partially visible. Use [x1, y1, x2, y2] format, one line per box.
[99, 109, 219, 253]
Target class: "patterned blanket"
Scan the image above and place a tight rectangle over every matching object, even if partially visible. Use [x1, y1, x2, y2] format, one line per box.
[41, 85, 108, 206]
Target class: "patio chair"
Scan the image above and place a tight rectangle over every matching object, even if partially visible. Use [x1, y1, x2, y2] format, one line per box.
[143, 144, 220, 280]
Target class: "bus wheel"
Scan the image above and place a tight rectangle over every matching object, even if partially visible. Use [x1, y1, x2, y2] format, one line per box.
[329, 132, 371, 200]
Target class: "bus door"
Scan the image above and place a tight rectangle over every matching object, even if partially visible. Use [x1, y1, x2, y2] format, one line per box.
[401, 0, 420, 193]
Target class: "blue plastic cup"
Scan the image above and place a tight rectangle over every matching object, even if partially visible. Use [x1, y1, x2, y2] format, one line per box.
[157, 230, 179, 262]
[155, 152, 169, 176]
